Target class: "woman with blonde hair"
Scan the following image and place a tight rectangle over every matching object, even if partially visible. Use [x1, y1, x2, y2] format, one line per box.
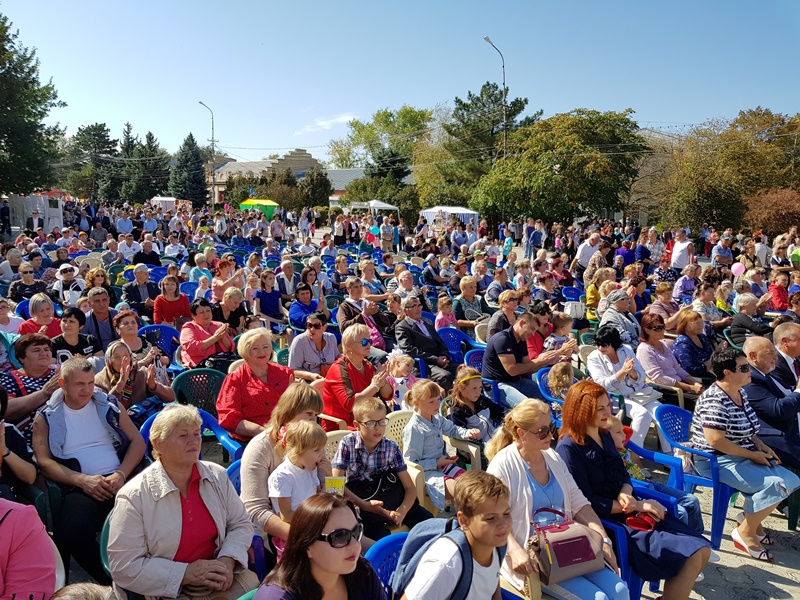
[453, 275, 491, 339]
[486, 398, 626, 600]
[81, 267, 119, 306]
[240, 383, 329, 565]
[585, 267, 616, 321]
[108, 404, 258, 599]
[321, 324, 393, 431]
[359, 259, 389, 301]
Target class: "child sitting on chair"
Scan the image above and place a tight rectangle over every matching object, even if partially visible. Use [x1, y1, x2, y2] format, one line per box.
[387, 351, 419, 411]
[605, 415, 704, 533]
[402, 380, 481, 512]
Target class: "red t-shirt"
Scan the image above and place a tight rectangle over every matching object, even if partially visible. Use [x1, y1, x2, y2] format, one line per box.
[173, 465, 218, 563]
[18, 318, 61, 338]
[216, 362, 294, 440]
[321, 356, 375, 431]
[526, 323, 553, 360]
[153, 294, 191, 325]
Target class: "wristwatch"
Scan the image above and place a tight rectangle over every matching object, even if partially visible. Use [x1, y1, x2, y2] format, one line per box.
[602, 537, 613, 546]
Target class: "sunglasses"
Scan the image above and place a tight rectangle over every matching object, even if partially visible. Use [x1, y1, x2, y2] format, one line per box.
[645, 325, 665, 331]
[317, 523, 364, 548]
[359, 418, 389, 429]
[733, 364, 751, 373]
[20, 270, 33, 274]
[597, 342, 611, 348]
[360, 338, 372, 347]
[527, 423, 558, 440]
[306, 322, 324, 330]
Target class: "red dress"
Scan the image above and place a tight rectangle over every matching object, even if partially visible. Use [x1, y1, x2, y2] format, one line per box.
[321, 356, 374, 431]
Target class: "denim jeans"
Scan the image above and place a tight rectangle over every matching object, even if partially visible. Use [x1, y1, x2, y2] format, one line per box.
[649, 481, 704, 533]
[497, 378, 541, 407]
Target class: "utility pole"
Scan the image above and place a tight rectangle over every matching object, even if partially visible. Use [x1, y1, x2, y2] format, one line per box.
[483, 36, 507, 158]
[199, 101, 217, 211]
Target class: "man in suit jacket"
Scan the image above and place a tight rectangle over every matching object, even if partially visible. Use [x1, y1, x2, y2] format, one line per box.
[771, 322, 800, 390]
[742, 337, 800, 468]
[395, 296, 458, 388]
[25, 211, 44, 232]
[121, 264, 159, 321]
[276, 260, 301, 305]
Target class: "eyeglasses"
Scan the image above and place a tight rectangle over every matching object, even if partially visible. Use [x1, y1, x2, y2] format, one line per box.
[645, 325, 665, 331]
[733, 364, 751, 373]
[526, 423, 558, 440]
[360, 338, 372, 347]
[359, 418, 388, 429]
[20, 270, 33, 274]
[317, 523, 364, 548]
[306, 322, 324, 330]
[405, 303, 421, 309]
[597, 342, 610, 348]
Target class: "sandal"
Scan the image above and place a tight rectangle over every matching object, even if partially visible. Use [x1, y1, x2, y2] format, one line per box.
[731, 526, 772, 561]
[736, 511, 774, 545]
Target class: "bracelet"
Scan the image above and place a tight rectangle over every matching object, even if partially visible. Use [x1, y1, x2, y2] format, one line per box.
[114, 469, 127, 480]
[602, 537, 613, 546]
[2, 449, 10, 458]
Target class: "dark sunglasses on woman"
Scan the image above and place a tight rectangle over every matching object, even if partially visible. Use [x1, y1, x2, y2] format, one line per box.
[317, 522, 364, 548]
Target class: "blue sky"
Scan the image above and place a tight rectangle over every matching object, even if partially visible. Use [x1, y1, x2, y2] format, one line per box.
[5, 0, 800, 162]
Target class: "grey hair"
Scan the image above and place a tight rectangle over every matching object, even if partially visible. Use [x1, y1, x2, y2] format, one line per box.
[773, 322, 800, 348]
[733, 292, 757, 312]
[59, 356, 94, 381]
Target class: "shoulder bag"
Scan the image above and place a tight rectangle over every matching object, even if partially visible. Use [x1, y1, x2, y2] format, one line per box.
[526, 507, 605, 586]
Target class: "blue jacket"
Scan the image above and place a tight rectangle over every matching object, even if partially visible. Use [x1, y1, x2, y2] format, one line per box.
[743, 367, 800, 468]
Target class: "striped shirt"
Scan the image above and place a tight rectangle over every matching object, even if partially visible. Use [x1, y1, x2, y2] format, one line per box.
[691, 384, 759, 454]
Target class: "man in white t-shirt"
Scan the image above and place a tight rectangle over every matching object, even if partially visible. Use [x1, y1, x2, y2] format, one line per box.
[670, 228, 695, 272]
[400, 471, 510, 600]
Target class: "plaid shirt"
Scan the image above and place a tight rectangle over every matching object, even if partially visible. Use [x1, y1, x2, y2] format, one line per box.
[332, 432, 406, 482]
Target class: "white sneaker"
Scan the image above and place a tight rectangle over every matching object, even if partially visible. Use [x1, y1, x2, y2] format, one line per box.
[709, 550, 720, 563]
[696, 572, 705, 582]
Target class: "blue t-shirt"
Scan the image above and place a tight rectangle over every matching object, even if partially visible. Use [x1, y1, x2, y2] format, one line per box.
[482, 328, 527, 382]
[526, 465, 565, 527]
[254, 289, 282, 317]
[288, 299, 319, 328]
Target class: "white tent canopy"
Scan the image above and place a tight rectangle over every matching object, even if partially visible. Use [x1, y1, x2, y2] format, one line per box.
[420, 205, 479, 227]
[347, 199, 400, 215]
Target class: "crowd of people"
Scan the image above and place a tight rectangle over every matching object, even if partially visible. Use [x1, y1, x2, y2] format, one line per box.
[2, 201, 800, 600]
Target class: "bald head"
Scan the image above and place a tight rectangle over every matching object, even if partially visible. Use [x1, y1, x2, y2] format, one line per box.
[743, 337, 777, 374]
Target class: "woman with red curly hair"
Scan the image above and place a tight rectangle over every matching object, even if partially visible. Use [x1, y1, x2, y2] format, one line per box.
[556, 380, 711, 600]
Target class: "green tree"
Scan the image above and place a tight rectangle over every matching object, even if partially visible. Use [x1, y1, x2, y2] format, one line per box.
[473, 109, 649, 222]
[435, 82, 535, 208]
[364, 146, 411, 182]
[169, 133, 207, 207]
[0, 13, 64, 194]
[327, 105, 433, 168]
[67, 123, 118, 199]
[299, 167, 334, 206]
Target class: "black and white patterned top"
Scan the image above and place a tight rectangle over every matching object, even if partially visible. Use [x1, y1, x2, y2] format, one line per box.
[0, 367, 57, 445]
[691, 383, 759, 454]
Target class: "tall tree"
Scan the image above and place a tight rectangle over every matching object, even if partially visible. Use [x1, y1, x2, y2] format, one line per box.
[0, 12, 64, 194]
[299, 168, 334, 206]
[364, 146, 411, 182]
[169, 133, 207, 207]
[327, 106, 433, 168]
[473, 109, 649, 222]
[436, 82, 535, 206]
[68, 123, 118, 199]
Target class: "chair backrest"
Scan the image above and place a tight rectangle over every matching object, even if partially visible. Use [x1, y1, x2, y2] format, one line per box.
[464, 349, 484, 370]
[580, 331, 596, 346]
[51, 536, 66, 591]
[227, 459, 242, 494]
[275, 347, 290, 366]
[180, 281, 199, 297]
[15, 299, 30, 319]
[437, 327, 468, 362]
[578, 344, 594, 366]
[562, 286, 583, 302]
[474, 321, 488, 344]
[171, 368, 226, 416]
[325, 429, 349, 461]
[536, 368, 553, 400]
[386, 410, 413, 452]
[138, 324, 181, 357]
[421, 310, 436, 324]
[654, 404, 694, 447]
[228, 358, 245, 373]
[364, 531, 409, 596]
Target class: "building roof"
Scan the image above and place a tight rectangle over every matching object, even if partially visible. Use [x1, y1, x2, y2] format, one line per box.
[323, 168, 414, 191]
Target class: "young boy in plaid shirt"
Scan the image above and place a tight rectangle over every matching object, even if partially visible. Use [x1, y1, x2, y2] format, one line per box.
[332, 397, 433, 541]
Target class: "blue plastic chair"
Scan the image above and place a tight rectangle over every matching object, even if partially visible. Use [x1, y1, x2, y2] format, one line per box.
[414, 358, 427, 378]
[562, 286, 583, 302]
[138, 324, 180, 356]
[227, 459, 242, 494]
[364, 531, 408, 596]
[421, 310, 437, 324]
[180, 281, 199, 298]
[464, 348, 484, 370]
[14, 299, 29, 319]
[140, 408, 243, 461]
[655, 404, 736, 549]
[437, 327, 486, 364]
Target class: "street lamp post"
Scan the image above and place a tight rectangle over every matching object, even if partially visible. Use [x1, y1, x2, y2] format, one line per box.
[483, 36, 507, 158]
[198, 101, 217, 211]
